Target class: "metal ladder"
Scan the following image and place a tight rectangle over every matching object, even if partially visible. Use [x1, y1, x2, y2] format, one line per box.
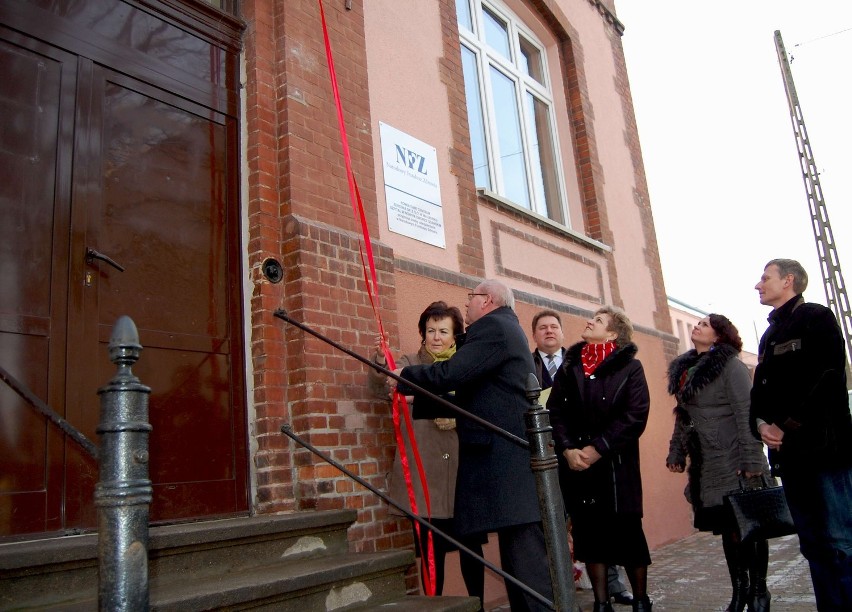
[775, 30, 852, 370]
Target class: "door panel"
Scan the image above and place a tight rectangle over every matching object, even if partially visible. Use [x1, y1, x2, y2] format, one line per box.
[0, 31, 75, 536]
[64, 69, 247, 528]
[0, 4, 247, 537]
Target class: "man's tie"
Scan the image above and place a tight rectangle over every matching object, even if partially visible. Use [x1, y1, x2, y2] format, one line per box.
[546, 353, 558, 378]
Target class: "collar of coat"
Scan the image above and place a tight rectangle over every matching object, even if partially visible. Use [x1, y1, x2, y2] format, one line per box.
[767, 294, 804, 325]
[563, 341, 638, 377]
[666, 343, 739, 400]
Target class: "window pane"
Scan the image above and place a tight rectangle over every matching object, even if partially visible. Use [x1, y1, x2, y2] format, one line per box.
[461, 46, 491, 189]
[456, 0, 473, 31]
[526, 93, 562, 222]
[483, 6, 511, 60]
[491, 67, 529, 208]
[518, 35, 544, 85]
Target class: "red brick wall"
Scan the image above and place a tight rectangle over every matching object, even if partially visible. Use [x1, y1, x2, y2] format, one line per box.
[242, 0, 406, 554]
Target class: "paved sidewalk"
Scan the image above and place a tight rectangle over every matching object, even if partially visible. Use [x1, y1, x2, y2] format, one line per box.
[491, 531, 815, 611]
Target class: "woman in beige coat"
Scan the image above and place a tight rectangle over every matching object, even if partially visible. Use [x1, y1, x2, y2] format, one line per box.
[368, 301, 485, 607]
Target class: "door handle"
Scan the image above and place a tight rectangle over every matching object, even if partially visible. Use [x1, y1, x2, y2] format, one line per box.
[86, 247, 125, 272]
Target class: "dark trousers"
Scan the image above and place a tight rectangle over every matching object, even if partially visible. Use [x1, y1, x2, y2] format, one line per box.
[496, 521, 554, 612]
[783, 465, 852, 611]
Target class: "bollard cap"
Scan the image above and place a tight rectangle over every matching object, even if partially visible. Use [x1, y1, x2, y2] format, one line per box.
[109, 316, 142, 366]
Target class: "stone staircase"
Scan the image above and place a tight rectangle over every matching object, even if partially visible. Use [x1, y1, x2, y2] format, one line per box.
[0, 509, 480, 611]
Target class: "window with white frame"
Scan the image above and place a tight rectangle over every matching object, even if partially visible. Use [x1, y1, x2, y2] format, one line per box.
[456, 0, 566, 225]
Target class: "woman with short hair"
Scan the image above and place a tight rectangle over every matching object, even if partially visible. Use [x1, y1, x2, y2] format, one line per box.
[368, 300, 485, 609]
[547, 306, 653, 612]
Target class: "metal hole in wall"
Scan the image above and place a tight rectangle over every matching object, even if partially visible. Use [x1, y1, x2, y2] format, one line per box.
[262, 258, 284, 283]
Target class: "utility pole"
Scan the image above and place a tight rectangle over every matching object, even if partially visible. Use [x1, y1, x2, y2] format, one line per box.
[774, 30, 852, 372]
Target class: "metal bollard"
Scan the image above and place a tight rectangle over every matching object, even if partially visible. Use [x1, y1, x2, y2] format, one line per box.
[525, 373, 575, 612]
[95, 316, 152, 611]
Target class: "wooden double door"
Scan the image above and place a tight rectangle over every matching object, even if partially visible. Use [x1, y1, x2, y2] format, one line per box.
[0, 1, 247, 536]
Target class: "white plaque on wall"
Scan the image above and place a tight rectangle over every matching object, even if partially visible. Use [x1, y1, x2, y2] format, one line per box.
[379, 121, 445, 248]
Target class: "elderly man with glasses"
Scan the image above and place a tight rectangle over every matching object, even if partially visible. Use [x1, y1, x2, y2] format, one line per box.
[397, 279, 554, 612]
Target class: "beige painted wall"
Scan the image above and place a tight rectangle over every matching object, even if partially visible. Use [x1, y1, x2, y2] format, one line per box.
[364, 0, 692, 599]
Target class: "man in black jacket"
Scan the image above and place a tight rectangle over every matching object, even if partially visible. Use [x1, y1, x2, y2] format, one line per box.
[750, 258, 852, 610]
[398, 279, 554, 612]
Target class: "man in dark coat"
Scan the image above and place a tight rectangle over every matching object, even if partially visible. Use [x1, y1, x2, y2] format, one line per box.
[750, 258, 852, 610]
[531, 309, 567, 391]
[398, 279, 553, 612]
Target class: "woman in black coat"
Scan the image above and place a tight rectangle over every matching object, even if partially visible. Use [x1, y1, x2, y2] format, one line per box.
[547, 306, 652, 612]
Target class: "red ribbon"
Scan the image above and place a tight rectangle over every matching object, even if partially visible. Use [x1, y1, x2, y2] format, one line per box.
[317, 0, 436, 595]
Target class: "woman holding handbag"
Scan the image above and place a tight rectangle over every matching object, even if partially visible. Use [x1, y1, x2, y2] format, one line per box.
[666, 315, 772, 612]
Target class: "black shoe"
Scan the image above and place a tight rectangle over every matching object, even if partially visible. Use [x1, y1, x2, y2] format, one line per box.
[747, 588, 771, 612]
[612, 591, 634, 605]
[632, 595, 652, 612]
[726, 571, 749, 612]
[593, 602, 615, 612]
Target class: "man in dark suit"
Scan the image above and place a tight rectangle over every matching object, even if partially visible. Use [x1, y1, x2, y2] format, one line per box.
[398, 279, 554, 611]
[531, 309, 566, 391]
[530, 309, 633, 606]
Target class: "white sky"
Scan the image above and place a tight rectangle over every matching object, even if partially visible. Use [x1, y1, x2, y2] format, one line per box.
[615, 2, 852, 352]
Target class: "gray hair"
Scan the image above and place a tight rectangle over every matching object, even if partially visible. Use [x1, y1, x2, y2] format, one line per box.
[765, 258, 808, 294]
[478, 279, 515, 310]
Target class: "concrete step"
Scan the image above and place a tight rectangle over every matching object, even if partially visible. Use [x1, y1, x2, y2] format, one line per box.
[0, 510, 357, 607]
[0, 510, 482, 611]
[357, 595, 483, 611]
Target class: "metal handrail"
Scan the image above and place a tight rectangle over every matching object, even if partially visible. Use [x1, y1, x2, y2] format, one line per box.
[0, 364, 99, 459]
[274, 309, 575, 611]
[280, 424, 553, 609]
[273, 309, 528, 447]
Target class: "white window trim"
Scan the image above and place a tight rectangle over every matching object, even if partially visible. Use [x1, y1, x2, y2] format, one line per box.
[459, 0, 570, 226]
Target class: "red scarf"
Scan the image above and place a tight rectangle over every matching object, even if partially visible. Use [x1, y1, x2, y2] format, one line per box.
[581, 342, 616, 377]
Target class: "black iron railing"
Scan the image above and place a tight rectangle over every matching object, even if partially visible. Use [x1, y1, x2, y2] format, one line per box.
[274, 308, 575, 611]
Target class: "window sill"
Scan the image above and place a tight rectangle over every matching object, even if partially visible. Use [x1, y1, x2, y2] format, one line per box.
[477, 188, 612, 253]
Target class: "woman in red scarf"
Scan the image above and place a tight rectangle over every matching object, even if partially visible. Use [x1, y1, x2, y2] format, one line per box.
[547, 306, 653, 612]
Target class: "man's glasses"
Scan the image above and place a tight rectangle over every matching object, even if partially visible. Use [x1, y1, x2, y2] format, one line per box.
[467, 293, 488, 299]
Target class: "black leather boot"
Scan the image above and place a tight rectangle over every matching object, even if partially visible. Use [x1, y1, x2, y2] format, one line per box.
[747, 539, 771, 612]
[592, 602, 614, 612]
[632, 595, 652, 612]
[723, 535, 749, 612]
[748, 587, 771, 612]
[726, 569, 749, 612]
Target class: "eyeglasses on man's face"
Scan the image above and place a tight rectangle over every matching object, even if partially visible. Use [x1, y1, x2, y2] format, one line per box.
[467, 293, 488, 300]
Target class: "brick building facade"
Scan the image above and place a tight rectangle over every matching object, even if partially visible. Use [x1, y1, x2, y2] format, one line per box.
[239, 0, 692, 560]
[0, 0, 696, 595]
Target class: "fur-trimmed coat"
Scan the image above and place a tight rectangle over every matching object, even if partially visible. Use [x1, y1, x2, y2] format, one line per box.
[547, 341, 650, 516]
[667, 344, 769, 510]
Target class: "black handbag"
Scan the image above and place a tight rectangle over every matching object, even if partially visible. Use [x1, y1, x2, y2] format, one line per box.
[723, 475, 796, 543]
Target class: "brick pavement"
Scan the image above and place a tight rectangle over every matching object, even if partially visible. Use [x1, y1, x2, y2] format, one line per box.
[489, 532, 815, 611]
